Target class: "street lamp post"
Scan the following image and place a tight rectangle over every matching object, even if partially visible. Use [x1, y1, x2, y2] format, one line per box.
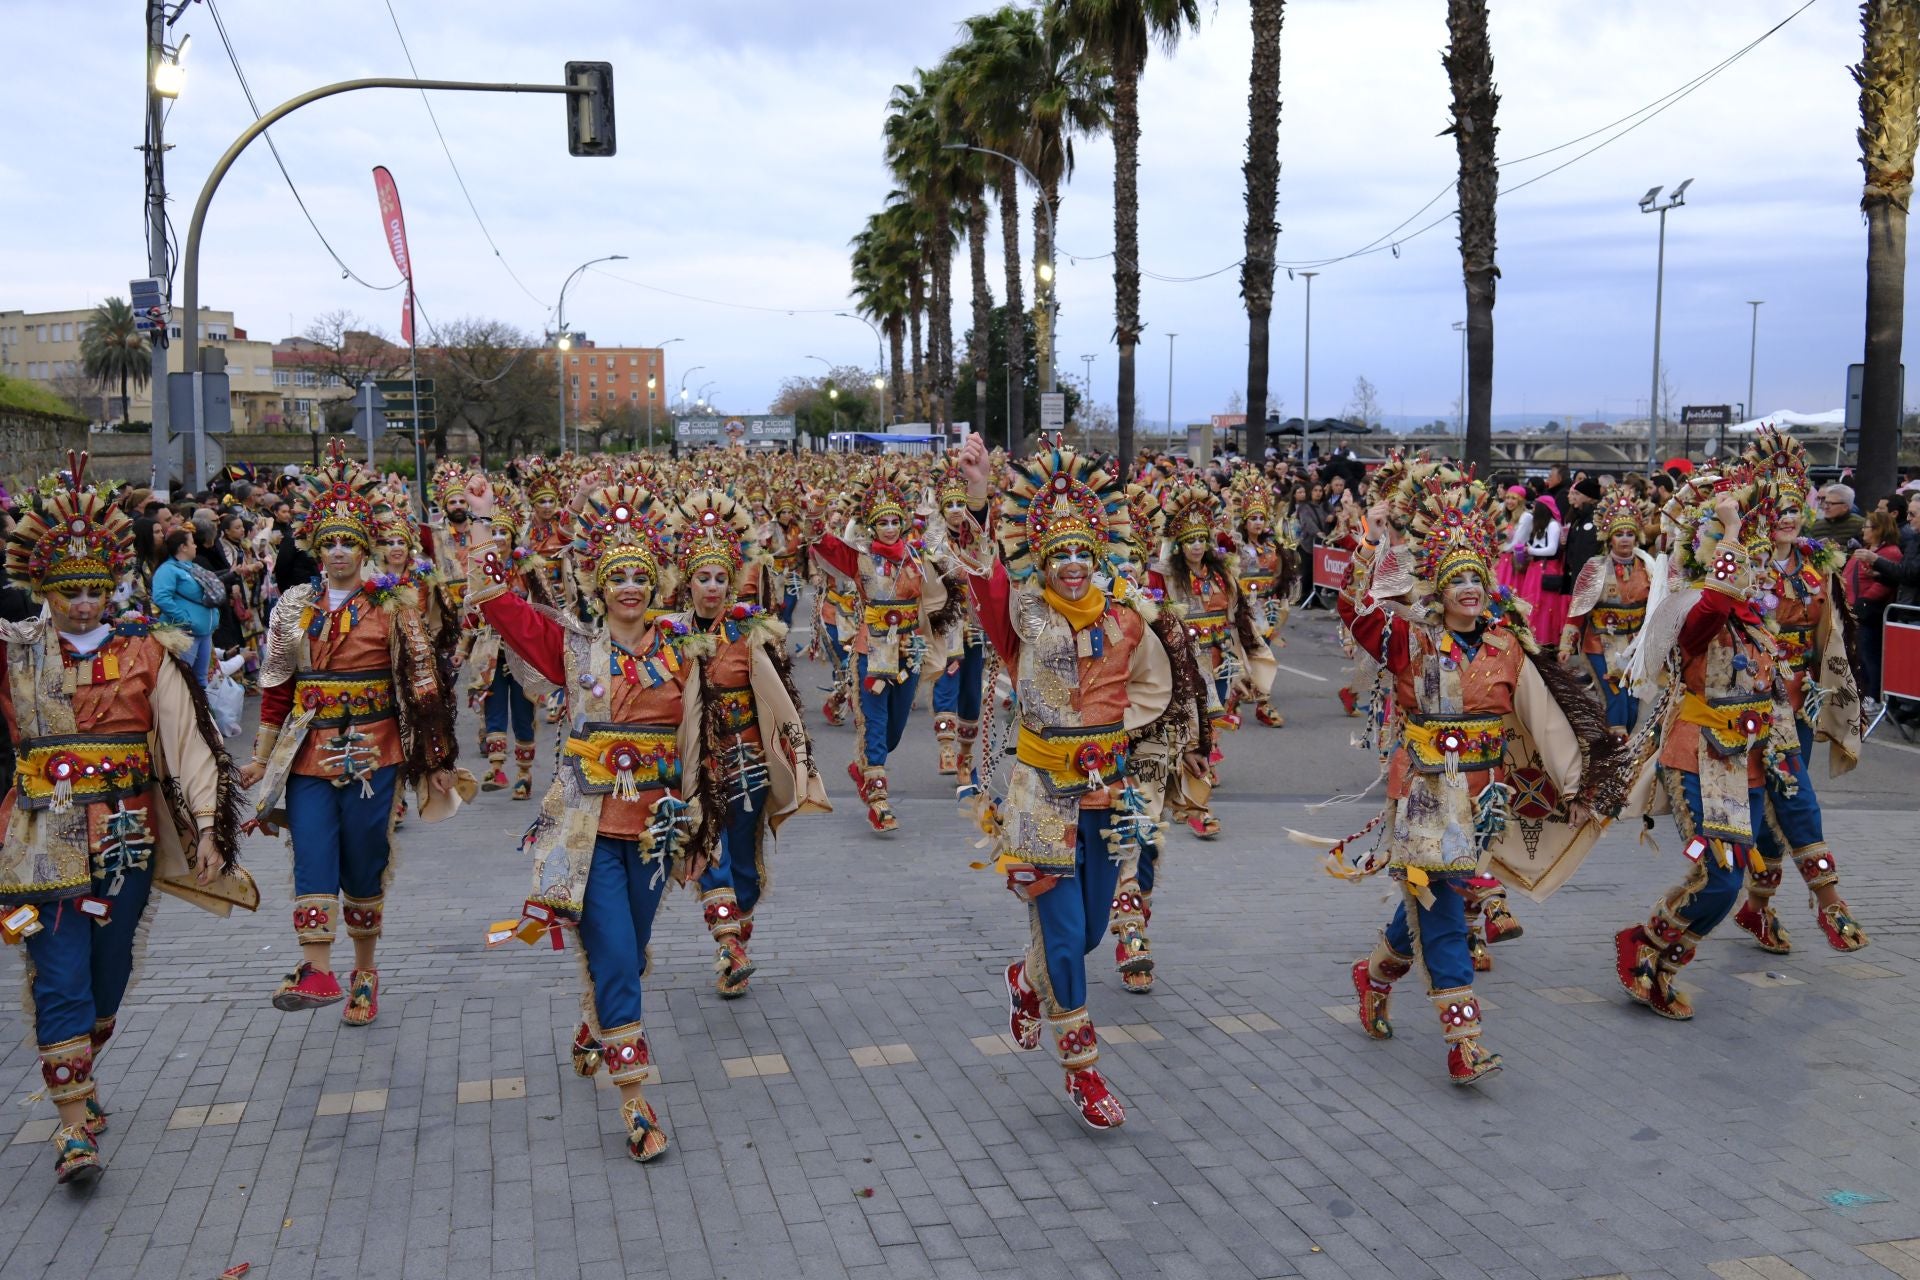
[1300, 272, 1318, 449]
[1080, 354, 1096, 444]
[554, 253, 627, 452]
[1452, 319, 1467, 459]
[645, 336, 683, 452]
[1745, 300, 1763, 424]
[1165, 333, 1178, 453]
[1639, 179, 1693, 473]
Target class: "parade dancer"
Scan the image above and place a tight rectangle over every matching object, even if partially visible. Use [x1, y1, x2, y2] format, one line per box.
[670, 489, 830, 997]
[1612, 471, 1805, 1019]
[1559, 488, 1656, 733]
[462, 486, 546, 799]
[1227, 470, 1295, 727]
[1, 456, 250, 1185]
[1321, 472, 1622, 1082]
[926, 462, 989, 796]
[470, 481, 718, 1163]
[803, 462, 960, 833]
[1104, 481, 1214, 994]
[1731, 430, 1868, 955]
[424, 461, 482, 620]
[372, 501, 457, 827]
[1153, 482, 1275, 838]
[239, 444, 461, 1027]
[955, 437, 1193, 1130]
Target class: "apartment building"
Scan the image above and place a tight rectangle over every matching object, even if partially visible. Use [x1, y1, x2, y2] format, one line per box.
[547, 338, 671, 425]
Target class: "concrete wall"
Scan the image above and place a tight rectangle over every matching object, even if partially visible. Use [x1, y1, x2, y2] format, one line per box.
[1, 412, 88, 496]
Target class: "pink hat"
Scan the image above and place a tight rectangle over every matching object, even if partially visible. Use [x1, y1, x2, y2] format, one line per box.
[1537, 494, 1561, 521]
[1505, 484, 1527, 497]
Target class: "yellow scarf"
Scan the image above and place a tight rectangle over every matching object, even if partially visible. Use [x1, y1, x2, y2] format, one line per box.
[1043, 584, 1107, 632]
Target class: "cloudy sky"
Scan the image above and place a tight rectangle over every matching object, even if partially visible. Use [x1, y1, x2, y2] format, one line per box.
[0, 0, 1888, 429]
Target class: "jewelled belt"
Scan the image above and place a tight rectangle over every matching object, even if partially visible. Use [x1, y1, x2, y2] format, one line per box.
[14, 733, 153, 812]
[564, 722, 680, 796]
[1590, 603, 1646, 635]
[1401, 713, 1508, 774]
[1186, 610, 1229, 647]
[443, 580, 468, 607]
[294, 669, 396, 729]
[827, 589, 858, 614]
[1242, 573, 1276, 595]
[1775, 624, 1815, 671]
[1016, 723, 1130, 796]
[864, 602, 920, 631]
[1680, 692, 1773, 758]
[713, 688, 757, 736]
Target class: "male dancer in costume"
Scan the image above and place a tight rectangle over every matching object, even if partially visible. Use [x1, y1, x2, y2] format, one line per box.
[239, 444, 460, 1027]
[2, 457, 250, 1184]
[1559, 487, 1655, 733]
[954, 435, 1191, 1129]
[670, 487, 830, 997]
[926, 461, 990, 796]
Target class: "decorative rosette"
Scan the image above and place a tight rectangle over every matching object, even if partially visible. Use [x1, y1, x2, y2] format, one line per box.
[296, 439, 382, 552]
[856, 459, 912, 530]
[1597, 486, 1648, 540]
[995, 446, 1131, 581]
[668, 487, 756, 582]
[5, 450, 135, 596]
[572, 482, 672, 593]
[1659, 463, 1763, 586]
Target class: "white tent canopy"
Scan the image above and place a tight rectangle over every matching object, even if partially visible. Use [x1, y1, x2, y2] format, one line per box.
[1724, 408, 1845, 433]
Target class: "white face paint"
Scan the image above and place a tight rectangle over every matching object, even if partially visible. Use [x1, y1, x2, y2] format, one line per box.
[318, 534, 366, 585]
[599, 563, 653, 624]
[1442, 570, 1486, 623]
[873, 516, 904, 541]
[1773, 505, 1803, 544]
[689, 563, 731, 617]
[47, 585, 109, 634]
[1045, 545, 1096, 601]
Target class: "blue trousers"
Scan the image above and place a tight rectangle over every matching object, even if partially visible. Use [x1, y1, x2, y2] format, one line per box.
[577, 835, 670, 1029]
[23, 861, 155, 1046]
[287, 764, 397, 899]
[1135, 827, 1160, 896]
[1755, 721, 1825, 861]
[483, 661, 535, 741]
[857, 653, 917, 766]
[1383, 876, 1474, 992]
[1028, 808, 1123, 1012]
[823, 622, 848, 674]
[1587, 653, 1641, 732]
[1667, 768, 1767, 935]
[777, 584, 799, 627]
[698, 779, 770, 915]
[183, 631, 214, 688]
[932, 639, 986, 721]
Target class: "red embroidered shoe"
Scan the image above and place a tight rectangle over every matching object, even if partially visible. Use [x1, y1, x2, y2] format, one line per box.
[1447, 1038, 1504, 1085]
[1004, 960, 1041, 1050]
[52, 1123, 102, 1187]
[272, 963, 345, 1012]
[1613, 925, 1693, 1021]
[342, 969, 379, 1026]
[715, 937, 755, 998]
[82, 1096, 108, 1138]
[481, 767, 510, 792]
[846, 761, 871, 800]
[1066, 1068, 1127, 1131]
[1353, 958, 1394, 1040]
[1254, 702, 1285, 728]
[570, 1023, 602, 1078]
[1187, 814, 1221, 841]
[1817, 901, 1870, 952]
[1338, 686, 1359, 717]
[1733, 899, 1792, 954]
[1482, 900, 1524, 944]
[822, 695, 847, 727]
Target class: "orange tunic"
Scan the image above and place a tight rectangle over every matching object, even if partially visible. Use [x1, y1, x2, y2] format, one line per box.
[288, 594, 404, 779]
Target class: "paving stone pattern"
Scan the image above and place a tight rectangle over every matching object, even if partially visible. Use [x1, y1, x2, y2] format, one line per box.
[2, 622, 1919, 1279]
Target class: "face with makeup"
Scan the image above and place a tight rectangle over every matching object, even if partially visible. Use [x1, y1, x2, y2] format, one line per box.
[1045, 543, 1096, 601]
[943, 499, 969, 534]
[1772, 502, 1803, 547]
[1610, 529, 1639, 558]
[1244, 512, 1269, 539]
[1180, 534, 1209, 569]
[46, 584, 109, 634]
[379, 530, 412, 571]
[688, 563, 731, 618]
[872, 515, 904, 543]
[1440, 569, 1487, 629]
[533, 495, 560, 523]
[317, 533, 366, 587]
[598, 562, 653, 627]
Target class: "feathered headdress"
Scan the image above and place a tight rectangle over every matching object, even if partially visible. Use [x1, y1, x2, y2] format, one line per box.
[486, 483, 531, 547]
[1226, 469, 1274, 527]
[1660, 462, 1768, 583]
[5, 451, 134, 596]
[1744, 423, 1811, 510]
[1155, 481, 1222, 548]
[857, 459, 912, 529]
[669, 487, 755, 581]
[431, 460, 472, 511]
[1409, 475, 1499, 592]
[297, 439, 381, 552]
[573, 482, 672, 593]
[1597, 486, 1647, 540]
[520, 457, 566, 506]
[995, 447, 1130, 581]
[930, 458, 971, 512]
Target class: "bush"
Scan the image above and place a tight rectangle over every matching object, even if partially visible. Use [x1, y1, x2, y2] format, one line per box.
[0, 373, 82, 419]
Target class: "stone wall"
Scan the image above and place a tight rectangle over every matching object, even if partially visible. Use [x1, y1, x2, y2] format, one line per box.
[76, 427, 478, 490]
[1, 412, 88, 496]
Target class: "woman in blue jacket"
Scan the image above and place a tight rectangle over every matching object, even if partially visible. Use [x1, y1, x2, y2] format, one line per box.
[150, 528, 219, 684]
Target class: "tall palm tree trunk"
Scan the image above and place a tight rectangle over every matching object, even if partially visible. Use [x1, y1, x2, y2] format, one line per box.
[1446, 0, 1499, 473]
[968, 193, 993, 439]
[1242, 0, 1285, 443]
[908, 267, 928, 422]
[933, 221, 956, 431]
[1112, 67, 1143, 475]
[997, 167, 1028, 454]
[1856, 0, 1920, 500]
[888, 316, 907, 423]
[121, 365, 132, 426]
[1034, 180, 1060, 413]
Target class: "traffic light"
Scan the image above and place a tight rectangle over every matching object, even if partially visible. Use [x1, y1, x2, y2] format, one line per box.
[565, 61, 615, 157]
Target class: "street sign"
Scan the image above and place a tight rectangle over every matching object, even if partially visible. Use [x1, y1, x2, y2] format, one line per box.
[129, 277, 168, 335]
[373, 379, 436, 434]
[1039, 392, 1066, 433]
[1680, 404, 1731, 428]
[167, 371, 231, 434]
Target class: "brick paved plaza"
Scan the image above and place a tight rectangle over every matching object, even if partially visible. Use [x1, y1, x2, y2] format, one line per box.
[3, 617, 1919, 1280]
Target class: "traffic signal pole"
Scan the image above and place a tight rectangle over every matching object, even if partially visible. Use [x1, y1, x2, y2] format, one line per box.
[177, 72, 607, 490]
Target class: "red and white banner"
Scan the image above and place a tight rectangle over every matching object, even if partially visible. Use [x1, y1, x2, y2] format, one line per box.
[1312, 544, 1352, 592]
[371, 165, 414, 345]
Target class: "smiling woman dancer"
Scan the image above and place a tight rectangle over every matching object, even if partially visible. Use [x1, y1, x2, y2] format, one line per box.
[468, 480, 717, 1163]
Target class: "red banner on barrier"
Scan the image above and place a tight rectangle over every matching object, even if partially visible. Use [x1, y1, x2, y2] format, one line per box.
[1313, 545, 1351, 592]
[1882, 607, 1920, 703]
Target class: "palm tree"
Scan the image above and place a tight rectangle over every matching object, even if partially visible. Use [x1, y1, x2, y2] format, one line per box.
[1855, 0, 1920, 499]
[1444, 0, 1499, 473]
[937, 42, 1002, 444]
[851, 208, 914, 423]
[1053, 0, 1202, 474]
[79, 297, 150, 426]
[886, 70, 967, 429]
[1241, 0, 1284, 440]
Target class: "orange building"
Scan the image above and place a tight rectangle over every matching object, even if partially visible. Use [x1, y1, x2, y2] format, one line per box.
[546, 339, 670, 427]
